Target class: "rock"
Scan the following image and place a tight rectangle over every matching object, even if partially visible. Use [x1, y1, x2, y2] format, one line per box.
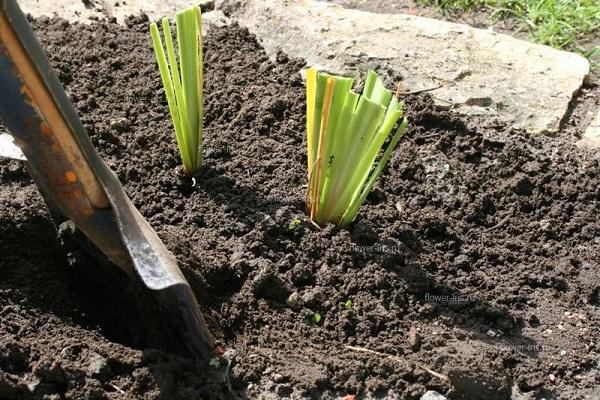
[408, 326, 421, 351]
[201, 10, 230, 31]
[577, 110, 600, 150]
[86, 351, 111, 379]
[110, 117, 131, 133]
[19, 0, 229, 29]
[223, 0, 589, 134]
[285, 292, 301, 309]
[0, 134, 25, 161]
[421, 390, 447, 400]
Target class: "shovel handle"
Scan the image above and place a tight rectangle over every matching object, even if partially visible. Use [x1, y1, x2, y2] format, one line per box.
[0, 0, 134, 271]
[0, 0, 216, 360]
[0, 3, 108, 209]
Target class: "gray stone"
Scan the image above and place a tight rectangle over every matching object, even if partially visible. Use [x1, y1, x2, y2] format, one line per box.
[222, 0, 589, 134]
[0, 134, 25, 161]
[421, 390, 447, 400]
[285, 292, 301, 309]
[408, 326, 421, 351]
[86, 351, 110, 378]
[110, 117, 131, 133]
[18, 0, 227, 32]
[577, 111, 600, 150]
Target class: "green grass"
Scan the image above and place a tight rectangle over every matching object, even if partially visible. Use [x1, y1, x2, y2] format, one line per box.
[420, 0, 600, 68]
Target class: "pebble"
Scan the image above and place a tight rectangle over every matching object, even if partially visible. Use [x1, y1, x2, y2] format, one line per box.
[110, 117, 131, 132]
[408, 327, 422, 351]
[87, 352, 109, 378]
[25, 376, 40, 393]
[420, 390, 447, 400]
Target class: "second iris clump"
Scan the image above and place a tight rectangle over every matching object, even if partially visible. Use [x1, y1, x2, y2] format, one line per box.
[305, 68, 408, 228]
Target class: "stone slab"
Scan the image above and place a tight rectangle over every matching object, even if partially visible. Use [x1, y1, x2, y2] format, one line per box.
[0, 133, 25, 160]
[221, 0, 590, 134]
[17, 0, 226, 32]
[577, 110, 600, 150]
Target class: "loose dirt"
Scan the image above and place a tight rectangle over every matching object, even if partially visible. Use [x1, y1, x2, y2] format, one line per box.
[0, 15, 598, 400]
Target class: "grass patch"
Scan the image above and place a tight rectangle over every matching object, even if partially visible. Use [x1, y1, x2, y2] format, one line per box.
[420, 0, 600, 68]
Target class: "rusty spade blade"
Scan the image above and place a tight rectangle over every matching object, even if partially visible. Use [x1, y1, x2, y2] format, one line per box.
[0, 0, 215, 360]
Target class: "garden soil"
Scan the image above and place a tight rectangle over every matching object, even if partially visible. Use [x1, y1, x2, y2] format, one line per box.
[0, 15, 598, 400]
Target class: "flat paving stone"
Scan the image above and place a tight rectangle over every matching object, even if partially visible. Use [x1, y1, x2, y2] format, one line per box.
[17, 0, 212, 23]
[17, 0, 226, 34]
[578, 111, 600, 149]
[16, 0, 591, 135]
[221, 0, 590, 135]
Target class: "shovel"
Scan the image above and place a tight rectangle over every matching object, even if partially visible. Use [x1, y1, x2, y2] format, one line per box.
[0, 0, 216, 361]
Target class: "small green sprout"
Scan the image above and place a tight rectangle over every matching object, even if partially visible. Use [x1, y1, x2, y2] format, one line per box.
[344, 299, 353, 309]
[288, 218, 302, 231]
[310, 313, 322, 325]
[305, 68, 408, 228]
[208, 357, 221, 368]
[150, 6, 204, 175]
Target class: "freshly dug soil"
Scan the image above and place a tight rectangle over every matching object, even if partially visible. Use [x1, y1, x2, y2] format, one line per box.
[1, 14, 599, 400]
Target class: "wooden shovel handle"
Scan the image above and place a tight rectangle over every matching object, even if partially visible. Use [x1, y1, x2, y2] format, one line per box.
[0, 6, 109, 209]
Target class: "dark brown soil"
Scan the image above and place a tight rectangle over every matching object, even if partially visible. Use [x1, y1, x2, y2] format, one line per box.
[1, 14, 599, 400]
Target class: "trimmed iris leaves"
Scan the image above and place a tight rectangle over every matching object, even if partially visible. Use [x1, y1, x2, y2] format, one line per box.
[150, 6, 203, 175]
[306, 69, 408, 228]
